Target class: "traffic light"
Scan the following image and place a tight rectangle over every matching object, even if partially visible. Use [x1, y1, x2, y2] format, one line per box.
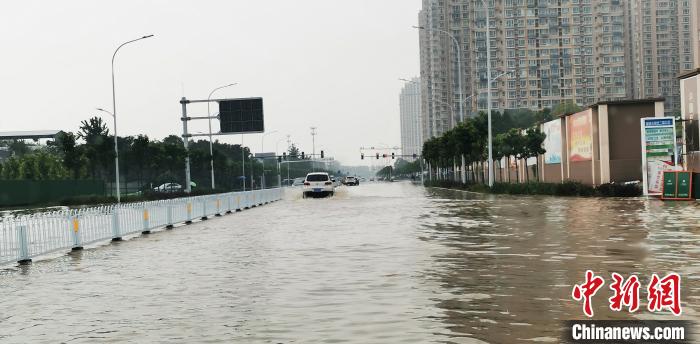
[413, 153, 417, 158]
[391, 152, 395, 159]
[361, 153, 364, 160]
[283, 152, 287, 160]
[301, 151, 305, 159]
[277, 156, 282, 163]
[376, 153, 379, 159]
[320, 150, 324, 159]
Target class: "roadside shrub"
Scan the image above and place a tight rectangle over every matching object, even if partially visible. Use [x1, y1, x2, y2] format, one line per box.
[555, 181, 594, 196]
[596, 183, 642, 197]
[425, 179, 640, 198]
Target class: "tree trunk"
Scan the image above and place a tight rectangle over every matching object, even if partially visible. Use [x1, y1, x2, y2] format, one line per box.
[506, 156, 511, 183]
[525, 158, 530, 183]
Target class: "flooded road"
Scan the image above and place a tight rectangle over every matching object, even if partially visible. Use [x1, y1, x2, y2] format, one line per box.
[1, 182, 699, 343]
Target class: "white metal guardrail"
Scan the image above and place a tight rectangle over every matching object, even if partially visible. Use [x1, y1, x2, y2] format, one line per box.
[0, 188, 282, 266]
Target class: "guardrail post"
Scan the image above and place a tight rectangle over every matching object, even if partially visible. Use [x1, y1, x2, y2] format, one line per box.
[142, 205, 151, 234]
[202, 198, 208, 220]
[71, 217, 83, 251]
[112, 208, 122, 241]
[215, 199, 222, 217]
[166, 205, 174, 229]
[16, 224, 31, 265]
[186, 202, 193, 224]
[226, 196, 232, 214]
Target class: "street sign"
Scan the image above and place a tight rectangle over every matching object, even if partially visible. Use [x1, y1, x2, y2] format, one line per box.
[218, 98, 264, 134]
[640, 117, 677, 196]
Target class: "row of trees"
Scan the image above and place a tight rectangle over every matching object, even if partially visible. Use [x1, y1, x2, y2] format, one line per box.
[0, 116, 318, 192]
[421, 108, 551, 183]
[377, 159, 422, 180]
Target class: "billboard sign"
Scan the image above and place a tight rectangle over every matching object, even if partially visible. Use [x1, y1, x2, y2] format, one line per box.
[641, 117, 677, 196]
[218, 98, 264, 134]
[543, 119, 562, 164]
[567, 110, 593, 162]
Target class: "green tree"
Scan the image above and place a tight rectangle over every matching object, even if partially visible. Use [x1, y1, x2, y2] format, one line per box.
[552, 100, 582, 117]
[288, 144, 300, 160]
[53, 131, 84, 179]
[131, 135, 150, 187]
[523, 127, 547, 182]
[78, 116, 111, 179]
[8, 140, 31, 157]
[503, 129, 525, 182]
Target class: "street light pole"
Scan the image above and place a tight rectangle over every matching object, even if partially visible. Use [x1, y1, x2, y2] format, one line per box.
[260, 130, 279, 189]
[111, 34, 154, 203]
[310, 127, 317, 171]
[275, 136, 286, 187]
[206, 83, 237, 190]
[241, 134, 246, 192]
[414, 26, 464, 125]
[478, 0, 495, 187]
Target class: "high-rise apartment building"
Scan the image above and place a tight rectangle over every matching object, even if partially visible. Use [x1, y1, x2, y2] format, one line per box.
[400, 78, 423, 159]
[418, 0, 699, 139]
[695, 0, 700, 68]
[630, 0, 698, 114]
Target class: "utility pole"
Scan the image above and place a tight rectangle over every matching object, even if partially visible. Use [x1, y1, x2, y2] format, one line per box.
[286, 135, 291, 184]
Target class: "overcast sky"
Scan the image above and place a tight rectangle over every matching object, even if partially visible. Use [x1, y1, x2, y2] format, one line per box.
[0, 0, 421, 166]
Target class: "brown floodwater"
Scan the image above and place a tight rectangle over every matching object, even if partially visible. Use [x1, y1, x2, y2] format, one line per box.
[0, 182, 698, 343]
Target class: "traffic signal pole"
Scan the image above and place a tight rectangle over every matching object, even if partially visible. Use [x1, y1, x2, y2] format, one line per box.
[181, 97, 193, 193]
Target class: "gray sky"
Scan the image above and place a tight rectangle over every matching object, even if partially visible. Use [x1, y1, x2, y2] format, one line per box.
[0, 0, 421, 165]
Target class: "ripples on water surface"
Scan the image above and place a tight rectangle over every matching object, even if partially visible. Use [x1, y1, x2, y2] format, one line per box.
[0, 182, 698, 343]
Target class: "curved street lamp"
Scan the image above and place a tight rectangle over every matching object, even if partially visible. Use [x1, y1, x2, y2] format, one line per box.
[110, 34, 154, 203]
[207, 83, 238, 189]
[413, 26, 464, 124]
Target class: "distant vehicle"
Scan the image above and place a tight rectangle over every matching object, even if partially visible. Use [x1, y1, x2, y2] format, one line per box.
[153, 182, 182, 193]
[343, 176, 359, 186]
[292, 177, 305, 186]
[330, 176, 342, 187]
[303, 172, 335, 198]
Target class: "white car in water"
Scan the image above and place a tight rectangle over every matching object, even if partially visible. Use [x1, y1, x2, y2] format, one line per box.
[153, 182, 182, 193]
[303, 172, 335, 198]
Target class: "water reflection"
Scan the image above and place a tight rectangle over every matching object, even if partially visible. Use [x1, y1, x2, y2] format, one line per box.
[424, 188, 700, 342]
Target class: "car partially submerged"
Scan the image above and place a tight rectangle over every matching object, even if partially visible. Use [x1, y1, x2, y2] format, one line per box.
[342, 176, 359, 186]
[303, 172, 335, 198]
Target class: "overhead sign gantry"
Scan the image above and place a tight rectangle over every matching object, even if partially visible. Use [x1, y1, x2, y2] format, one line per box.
[180, 96, 265, 193]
